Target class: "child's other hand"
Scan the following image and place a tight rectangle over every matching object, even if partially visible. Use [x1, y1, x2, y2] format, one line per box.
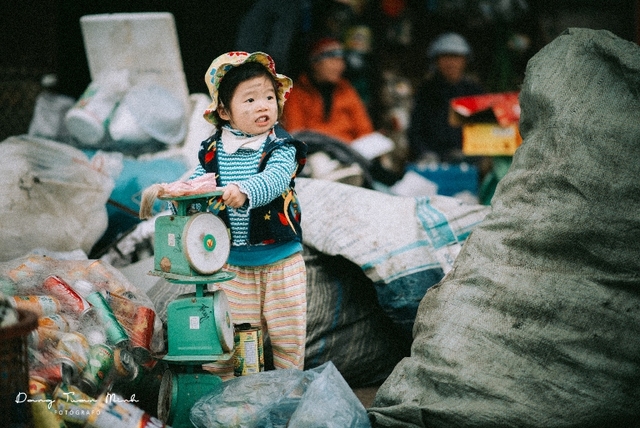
[222, 184, 247, 208]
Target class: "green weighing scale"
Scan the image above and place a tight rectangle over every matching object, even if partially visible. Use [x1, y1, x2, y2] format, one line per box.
[148, 191, 235, 428]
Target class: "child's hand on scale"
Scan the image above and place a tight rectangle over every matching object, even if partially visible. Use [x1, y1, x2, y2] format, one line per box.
[222, 184, 248, 208]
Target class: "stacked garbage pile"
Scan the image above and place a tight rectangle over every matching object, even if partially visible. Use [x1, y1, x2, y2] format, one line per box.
[4, 12, 498, 425]
[0, 255, 165, 427]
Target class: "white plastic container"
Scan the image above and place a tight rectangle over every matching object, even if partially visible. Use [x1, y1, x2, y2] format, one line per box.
[108, 99, 151, 143]
[28, 74, 76, 141]
[390, 170, 439, 197]
[350, 132, 395, 160]
[109, 84, 186, 145]
[64, 70, 129, 146]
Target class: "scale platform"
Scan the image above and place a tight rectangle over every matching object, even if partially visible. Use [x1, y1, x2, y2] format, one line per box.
[148, 269, 235, 285]
[158, 190, 223, 208]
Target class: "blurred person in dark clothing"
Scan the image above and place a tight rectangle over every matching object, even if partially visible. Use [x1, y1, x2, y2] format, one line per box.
[407, 32, 484, 163]
[234, 0, 309, 78]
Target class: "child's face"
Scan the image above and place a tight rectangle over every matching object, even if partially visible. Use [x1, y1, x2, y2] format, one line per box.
[217, 75, 278, 135]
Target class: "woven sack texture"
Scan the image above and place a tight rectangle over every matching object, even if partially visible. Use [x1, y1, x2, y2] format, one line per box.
[369, 28, 640, 428]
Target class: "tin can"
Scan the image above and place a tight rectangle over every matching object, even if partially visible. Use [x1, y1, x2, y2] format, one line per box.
[119, 290, 139, 300]
[29, 378, 67, 428]
[257, 327, 264, 371]
[233, 324, 264, 376]
[107, 292, 138, 322]
[85, 261, 127, 295]
[30, 360, 66, 386]
[85, 291, 129, 346]
[31, 315, 70, 350]
[52, 382, 97, 425]
[112, 347, 143, 385]
[43, 275, 92, 316]
[39, 313, 70, 332]
[56, 331, 90, 373]
[8, 261, 34, 282]
[130, 306, 156, 359]
[29, 326, 65, 350]
[54, 356, 81, 384]
[87, 392, 170, 428]
[79, 344, 114, 396]
[29, 377, 50, 399]
[11, 295, 60, 316]
[112, 347, 130, 378]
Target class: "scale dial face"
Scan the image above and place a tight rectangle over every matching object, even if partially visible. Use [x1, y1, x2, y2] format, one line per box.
[183, 213, 230, 275]
[213, 290, 235, 352]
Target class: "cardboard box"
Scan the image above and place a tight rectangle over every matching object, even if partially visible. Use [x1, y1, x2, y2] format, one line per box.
[461, 123, 522, 156]
[450, 92, 522, 156]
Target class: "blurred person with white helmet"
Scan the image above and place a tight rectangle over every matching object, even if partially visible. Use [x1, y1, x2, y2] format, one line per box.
[407, 32, 484, 163]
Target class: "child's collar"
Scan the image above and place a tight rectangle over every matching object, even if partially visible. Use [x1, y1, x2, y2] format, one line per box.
[222, 124, 263, 138]
[220, 124, 273, 154]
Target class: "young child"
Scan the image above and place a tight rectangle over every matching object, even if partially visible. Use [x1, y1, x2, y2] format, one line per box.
[192, 51, 307, 379]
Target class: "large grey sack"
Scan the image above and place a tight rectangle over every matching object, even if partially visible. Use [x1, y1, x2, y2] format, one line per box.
[368, 28, 640, 428]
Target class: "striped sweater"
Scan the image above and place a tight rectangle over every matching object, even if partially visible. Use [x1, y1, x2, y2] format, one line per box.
[189, 131, 297, 246]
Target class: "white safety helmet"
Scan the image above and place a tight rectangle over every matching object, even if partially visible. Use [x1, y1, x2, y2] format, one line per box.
[427, 32, 472, 58]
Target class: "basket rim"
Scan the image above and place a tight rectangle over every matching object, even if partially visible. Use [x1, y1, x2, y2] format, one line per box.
[0, 309, 38, 340]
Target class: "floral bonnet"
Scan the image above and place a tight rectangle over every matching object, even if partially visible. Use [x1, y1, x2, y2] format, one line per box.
[203, 51, 293, 126]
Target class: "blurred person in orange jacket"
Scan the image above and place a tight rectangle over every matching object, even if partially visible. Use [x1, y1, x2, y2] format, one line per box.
[281, 37, 374, 144]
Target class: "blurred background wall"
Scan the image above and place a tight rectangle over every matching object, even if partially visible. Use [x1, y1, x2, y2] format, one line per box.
[1, 0, 637, 141]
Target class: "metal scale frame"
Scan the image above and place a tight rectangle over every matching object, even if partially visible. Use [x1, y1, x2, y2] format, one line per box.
[148, 191, 235, 427]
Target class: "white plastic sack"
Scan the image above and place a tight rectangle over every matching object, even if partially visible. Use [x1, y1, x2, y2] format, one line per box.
[296, 178, 488, 283]
[296, 178, 489, 335]
[0, 136, 121, 261]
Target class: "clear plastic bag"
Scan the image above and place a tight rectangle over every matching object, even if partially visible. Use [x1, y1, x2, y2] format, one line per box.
[288, 362, 371, 428]
[0, 136, 122, 262]
[190, 361, 371, 428]
[0, 255, 164, 393]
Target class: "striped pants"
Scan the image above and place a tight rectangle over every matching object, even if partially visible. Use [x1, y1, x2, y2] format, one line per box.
[203, 252, 306, 380]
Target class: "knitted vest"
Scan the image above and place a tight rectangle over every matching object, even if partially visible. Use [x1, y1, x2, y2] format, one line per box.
[198, 124, 307, 245]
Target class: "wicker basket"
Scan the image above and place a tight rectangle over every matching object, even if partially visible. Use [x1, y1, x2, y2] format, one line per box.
[0, 309, 38, 428]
